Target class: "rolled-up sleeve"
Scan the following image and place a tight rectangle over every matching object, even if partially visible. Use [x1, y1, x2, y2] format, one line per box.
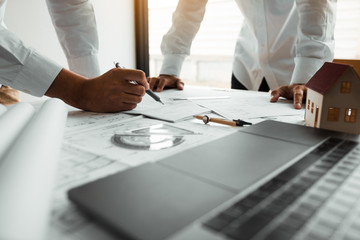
[292, 0, 336, 84]
[46, 0, 100, 78]
[160, 0, 207, 76]
[0, 27, 62, 96]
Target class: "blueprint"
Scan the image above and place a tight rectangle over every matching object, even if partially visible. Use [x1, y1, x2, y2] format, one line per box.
[124, 93, 210, 122]
[190, 88, 305, 121]
[0, 104, 6, 116]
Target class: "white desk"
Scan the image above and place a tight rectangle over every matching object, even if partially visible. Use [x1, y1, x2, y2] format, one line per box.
[45, 86, 305, 240]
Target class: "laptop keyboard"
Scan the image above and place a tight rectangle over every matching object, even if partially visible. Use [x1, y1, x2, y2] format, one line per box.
[203, 137, 360, 240]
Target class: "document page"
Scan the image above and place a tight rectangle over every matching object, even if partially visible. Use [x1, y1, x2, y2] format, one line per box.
[124, 91, 210, 122]
[189, 88, 305, 124]
[147, 86, 305, 125]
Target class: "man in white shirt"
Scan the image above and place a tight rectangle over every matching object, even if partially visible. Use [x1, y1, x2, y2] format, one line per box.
[147, 0, 336, 109]
[0, 0, 148, 112]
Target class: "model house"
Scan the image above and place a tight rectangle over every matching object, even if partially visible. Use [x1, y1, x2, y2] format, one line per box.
[305, 60, 360, 134]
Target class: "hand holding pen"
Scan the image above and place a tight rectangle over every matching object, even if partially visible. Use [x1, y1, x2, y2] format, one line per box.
[45, 66, 149, 113]
[115, 63, 164, 104]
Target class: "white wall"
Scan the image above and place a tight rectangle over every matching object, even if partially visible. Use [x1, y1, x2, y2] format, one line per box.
[4, 0, 136, 101]
[92, 0, 136, 71]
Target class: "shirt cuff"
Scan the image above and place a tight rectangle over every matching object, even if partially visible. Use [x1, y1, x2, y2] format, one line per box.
[291, 57, 327, 85]
[68, 54, 100, 78]
[12, 50, 62, 97]
[160, 54, 186, 76]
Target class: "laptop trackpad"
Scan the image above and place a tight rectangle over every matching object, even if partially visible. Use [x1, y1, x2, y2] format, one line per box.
[68, 163, 235, 240]
[159, 131, 309, 192]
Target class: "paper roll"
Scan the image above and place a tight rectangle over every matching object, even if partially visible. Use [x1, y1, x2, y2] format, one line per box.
[0, 104, 6, 116]
[0, 103, 35, 160]
[0, 98, 68, 240]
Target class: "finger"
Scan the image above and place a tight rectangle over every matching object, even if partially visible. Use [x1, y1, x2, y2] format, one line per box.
[123, 103, 138, 110]
[134, 75, 149, 90]
[301, 86, 307, 102]
[122, 82, 146, 96]
[293, 88, 303, 109]
[177, 80, 184, 90]
[147, 78, 155, 90]
[120, 69, 149, 90]
[116, 92, 143, 105]
[111, 89, 142, 104]
[156, 79, 167, 92]
[270, 90, 280, 102]
[150, 78, 159, 91]
[116, 103, 138, 111]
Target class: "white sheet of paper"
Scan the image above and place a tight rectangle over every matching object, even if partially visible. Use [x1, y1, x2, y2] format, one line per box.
[170, 96, 230, 100]
[192, 89, 305, 120]
[132, 86, 304, 124]
[66, 108, 138, 134]
[125, 93, 210, 122]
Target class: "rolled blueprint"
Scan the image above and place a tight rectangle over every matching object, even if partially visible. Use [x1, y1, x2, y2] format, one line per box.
[0, 104, 6, 116]
[0, 98, 68, 240]
[0, 103, 35, 160]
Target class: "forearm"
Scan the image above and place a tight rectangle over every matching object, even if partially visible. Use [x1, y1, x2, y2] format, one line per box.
[292, 0, 336, 84]
[0, 27, 61, 96]
[160, 0, 207, 76]
[46, 0, 100, 78]
[45, 68, 86, 110]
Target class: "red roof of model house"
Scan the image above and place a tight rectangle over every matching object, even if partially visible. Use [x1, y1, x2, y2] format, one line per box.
[305, 62, 353, 95]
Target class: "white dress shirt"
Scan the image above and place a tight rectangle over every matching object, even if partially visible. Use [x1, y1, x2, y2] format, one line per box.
[160, 0, 337, 90]
[0, 0, 100, 96]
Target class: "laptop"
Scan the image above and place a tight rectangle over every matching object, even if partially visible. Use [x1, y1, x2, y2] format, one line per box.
[68, 120, 360, 240]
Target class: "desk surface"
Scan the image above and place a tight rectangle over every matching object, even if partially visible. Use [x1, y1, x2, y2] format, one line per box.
[42, 86, 304, 240]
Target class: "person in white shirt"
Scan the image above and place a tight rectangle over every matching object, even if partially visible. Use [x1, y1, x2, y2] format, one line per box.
[0, 0, 148, 112]
[147, 0, 337, 109]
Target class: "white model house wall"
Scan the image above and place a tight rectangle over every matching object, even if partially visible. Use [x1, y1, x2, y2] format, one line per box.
[305, 90, 324, 129]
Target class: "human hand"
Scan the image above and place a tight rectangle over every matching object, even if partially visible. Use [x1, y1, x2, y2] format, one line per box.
[46, 68, 149, 113]
[270, 84, 307, 109]
[0, 86, 20, 105]
[147, 74, 184, 92]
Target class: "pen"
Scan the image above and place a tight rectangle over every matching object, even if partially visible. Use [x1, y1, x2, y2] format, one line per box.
[194, 115, 252, 127]
[114, 62, 164, 104]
